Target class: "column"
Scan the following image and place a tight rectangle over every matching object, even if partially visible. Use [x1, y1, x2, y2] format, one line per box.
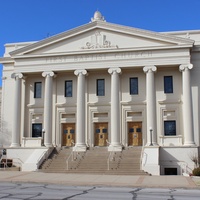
[74, 69, 87, 152]
[143, 66, 157, 146]
[11, 73, 23, 147]
[179, 64, 195, 146]
[42, 71, 54, 147]
[108, 68, 122, 151]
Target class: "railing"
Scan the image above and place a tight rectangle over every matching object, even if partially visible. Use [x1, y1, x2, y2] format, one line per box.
[66, 141, 84, 170]
[107, 150, 115, 170]
[0, 158, 20, 170]
[66, 147, 75, 170]
[37, 147, 54, 169]
[0, 161, 8, 169]
[140, 141, 144, 170]
[179, 161, 189, 175]
[140, 139, 148, 170]
[13, 157, 24, 169]
[106, 140, 115, 171]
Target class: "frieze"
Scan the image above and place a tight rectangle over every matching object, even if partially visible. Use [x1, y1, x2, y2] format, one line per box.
[46, 51, 152, 63]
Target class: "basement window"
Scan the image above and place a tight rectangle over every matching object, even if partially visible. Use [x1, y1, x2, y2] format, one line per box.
[164, 168, 177, 175]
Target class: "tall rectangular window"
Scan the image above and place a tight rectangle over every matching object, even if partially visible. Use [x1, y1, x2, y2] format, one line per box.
[34, 82, 42, 98]
[164, 120, 176, 136]
[97, 79, 105, 96]
[130, 77, 138, 95]
[164, 76, 173, 93]
[65, 80, 73, 97]
[32, 123, 42, 137]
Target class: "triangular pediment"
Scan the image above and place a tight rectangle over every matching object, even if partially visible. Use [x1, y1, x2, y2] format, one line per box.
[10, 21, 194, 57]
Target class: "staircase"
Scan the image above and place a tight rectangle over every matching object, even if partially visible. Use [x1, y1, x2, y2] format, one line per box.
[39, 146, 148, 175]
[108, 147, 147, 175]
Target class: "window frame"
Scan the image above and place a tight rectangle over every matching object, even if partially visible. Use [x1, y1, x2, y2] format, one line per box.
[34, 82, 42, 98]
[130, 77, 138, 95]
[96, 79, 105, 96]
[164, 120, 176, 136]
[32, 123, 42, 138]
[65, 80, 73, 97]
[164, 76, 173, 94]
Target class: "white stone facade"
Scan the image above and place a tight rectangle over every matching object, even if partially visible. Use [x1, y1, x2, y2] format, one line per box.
[0, 11, 200, 175]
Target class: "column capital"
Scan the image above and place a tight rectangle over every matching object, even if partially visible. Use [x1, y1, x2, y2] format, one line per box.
[42, 71, 55, 77]
[74, 69, 87, 76]
[11, 72, 23, 79]
[143, 66, 157, 73]
[108, 67, 121, 75]
[179, 64, 193, 72]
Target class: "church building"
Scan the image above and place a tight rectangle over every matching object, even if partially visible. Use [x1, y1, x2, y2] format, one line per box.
[0, 11, 200, 175]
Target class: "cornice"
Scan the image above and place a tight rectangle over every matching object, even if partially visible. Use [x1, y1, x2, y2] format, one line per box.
[95, 21, 194, 45]
[10, 44, 191, 60]
[9, 22, 97, 56]
[9, 20, 194, 57]
[0, 57, 14, 64]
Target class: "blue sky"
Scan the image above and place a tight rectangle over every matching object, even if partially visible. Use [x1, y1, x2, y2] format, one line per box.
[0, 0, 200, 86]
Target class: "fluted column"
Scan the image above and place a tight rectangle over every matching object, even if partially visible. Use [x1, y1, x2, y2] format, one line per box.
[108, 68, 122, 151]
[143, 66, 157, 146]
[11, 73, 23, 147]
[42, 71, 54, 147]
[74, 69, 87, 152]
[179, 64, 195, 146]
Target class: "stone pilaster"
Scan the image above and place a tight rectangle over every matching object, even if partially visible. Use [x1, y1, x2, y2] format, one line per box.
[42, 71, 54, 147]
[108, 68, 122, 151]
[179, 64, 195, 146]
[143, 66, 157, 146]
[11, 73, 23, 147]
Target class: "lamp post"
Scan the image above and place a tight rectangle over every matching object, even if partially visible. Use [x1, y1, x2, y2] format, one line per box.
[42, 129, 45, 146]
[149, 127, 153, 146]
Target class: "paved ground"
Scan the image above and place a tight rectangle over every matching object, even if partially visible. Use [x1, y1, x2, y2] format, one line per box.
[0, 171, 200, 189]
[1, 183, 200, 200]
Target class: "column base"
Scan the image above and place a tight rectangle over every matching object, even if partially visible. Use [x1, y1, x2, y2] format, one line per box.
[108, 144, 122, 152]
[146, 142, 159, 147]
[184, 142, 196, 146]
[44, 143, 53, 147]
[73, 144, 87, 152]
[10, 143, 20, 147]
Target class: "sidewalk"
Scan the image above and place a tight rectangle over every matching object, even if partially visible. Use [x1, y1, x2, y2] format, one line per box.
[0, 171, 200, 188]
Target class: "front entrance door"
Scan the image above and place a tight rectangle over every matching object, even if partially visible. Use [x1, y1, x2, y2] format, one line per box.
[62, 123, 75, 146]
[128, 122, 142, 146]
[95, 123, 108, 146]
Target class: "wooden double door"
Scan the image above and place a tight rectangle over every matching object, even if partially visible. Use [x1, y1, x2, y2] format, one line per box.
[62, 123, 75, 147]
[128, 122, 142, 146]
[95, 123, 108, 146]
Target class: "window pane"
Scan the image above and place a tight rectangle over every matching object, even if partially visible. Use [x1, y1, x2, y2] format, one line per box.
[96, 129, 100, 133]
[164, 121, 176, 136]
[102, 129, 107, 133]
[32, 123, 42, 137]
[70, 129, 75, 134]
[136, 128, 141, 132]
[164, 76, 173, 93]
[129, 128, 134, 133]
[130, 78, 138, 95]
[97, 79, 105, 96]
[65, 80, 72, 97]
[34, 82, 42, 98]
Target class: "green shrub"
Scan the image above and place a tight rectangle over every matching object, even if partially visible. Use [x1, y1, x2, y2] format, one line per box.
[192, 167, 200, 176]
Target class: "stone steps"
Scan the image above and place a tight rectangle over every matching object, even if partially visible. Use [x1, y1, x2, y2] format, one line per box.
[40, 146, 148, 176]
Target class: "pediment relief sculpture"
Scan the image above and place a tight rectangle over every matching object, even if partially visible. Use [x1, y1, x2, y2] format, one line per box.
[81, 31, 118, 50]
